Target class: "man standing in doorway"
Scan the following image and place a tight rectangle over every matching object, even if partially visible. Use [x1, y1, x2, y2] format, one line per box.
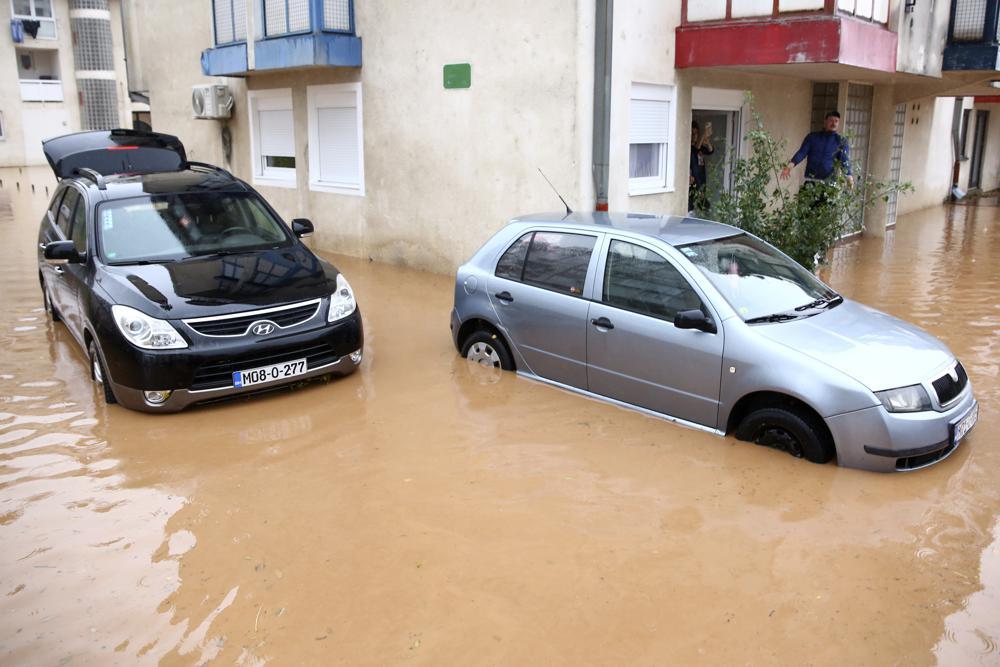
[780, 111, 854, 189]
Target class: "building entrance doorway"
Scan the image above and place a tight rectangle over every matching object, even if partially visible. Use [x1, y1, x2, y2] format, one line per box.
[969, 110, 990, 190]
[691, 88, 745, 215]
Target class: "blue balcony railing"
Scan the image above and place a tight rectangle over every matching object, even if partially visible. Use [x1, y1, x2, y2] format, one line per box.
[202, 0, 360, 76]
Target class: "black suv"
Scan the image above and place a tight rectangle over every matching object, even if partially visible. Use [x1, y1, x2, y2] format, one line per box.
[38, 129, 363, 412]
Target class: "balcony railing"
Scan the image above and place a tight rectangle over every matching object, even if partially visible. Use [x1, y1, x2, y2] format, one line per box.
[948, 0, 1000, 42]
[20, 79, 63, 102]
[682, 0, 890, 24]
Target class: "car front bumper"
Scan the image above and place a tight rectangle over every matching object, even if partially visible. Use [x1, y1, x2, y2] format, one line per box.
[97, 310, 364, 413]
[825, 385, 977, 472]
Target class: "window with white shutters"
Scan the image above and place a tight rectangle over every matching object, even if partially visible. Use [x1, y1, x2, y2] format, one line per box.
[307, 83, 364, 196]
[629, 83, 674, 195]
[249, 89, 296, 187]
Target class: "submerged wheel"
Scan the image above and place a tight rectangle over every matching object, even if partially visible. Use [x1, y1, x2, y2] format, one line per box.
[42, 281, 61, 322]
[461, 330, 514, 371]
[735, 407, 834, 464]
[88, 340, 118, 405]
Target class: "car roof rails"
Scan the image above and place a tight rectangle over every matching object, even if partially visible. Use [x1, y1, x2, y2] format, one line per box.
[73, 167, 106, 190]
[182, 161, 236, 180]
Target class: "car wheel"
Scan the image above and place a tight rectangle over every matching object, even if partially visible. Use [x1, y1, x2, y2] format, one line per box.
[42, 281, 61, 322]
[735, 407, 834, 464]
[461, 330, 514, 371]
[87, 340, 118, 405]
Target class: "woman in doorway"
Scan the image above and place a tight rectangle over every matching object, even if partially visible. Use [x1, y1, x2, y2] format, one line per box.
[689, 120, 714, 216]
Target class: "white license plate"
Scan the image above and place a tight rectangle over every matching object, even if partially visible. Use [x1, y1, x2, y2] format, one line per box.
[233, 358, 307, 389]
[953, 402, 979, 445]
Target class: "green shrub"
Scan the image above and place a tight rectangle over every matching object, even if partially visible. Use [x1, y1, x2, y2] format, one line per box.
[694, 101, 913, 270]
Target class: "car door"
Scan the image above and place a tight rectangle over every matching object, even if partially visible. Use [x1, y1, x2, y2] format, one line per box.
[47, 187, 81, 322]
[586, 237, 724, 428]
[61, 191, 91, 342]
[487, 229, 601, 389]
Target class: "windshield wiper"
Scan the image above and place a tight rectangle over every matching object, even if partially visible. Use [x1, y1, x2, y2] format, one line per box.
[110, 258, 176, 266]
[794, 295, 844, 312]
[744, 312, 803, 325]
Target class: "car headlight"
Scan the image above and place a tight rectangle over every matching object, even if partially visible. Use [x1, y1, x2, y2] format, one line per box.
[327, 273, 357, 322]
[875, 384, 932, 413]
[111, 304, 188, 350]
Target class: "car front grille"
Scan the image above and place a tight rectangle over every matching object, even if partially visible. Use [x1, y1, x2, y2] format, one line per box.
[897, 441, 956, 471]
[184, 300, 321, 337]
[932, 362, 968, 406]
[190, 342, 338, 391]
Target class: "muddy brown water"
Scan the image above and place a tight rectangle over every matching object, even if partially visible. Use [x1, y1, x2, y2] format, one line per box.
[0, 167, 998, 665]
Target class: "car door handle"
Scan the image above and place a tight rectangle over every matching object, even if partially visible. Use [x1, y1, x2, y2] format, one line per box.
[495, 291, 514, 303]
[53, 265, 64, 275]
[591, 317, 614, 330]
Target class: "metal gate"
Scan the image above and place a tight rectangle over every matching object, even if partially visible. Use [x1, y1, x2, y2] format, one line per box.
[845, 83, 874, 231]
[886, 103, 906, 228]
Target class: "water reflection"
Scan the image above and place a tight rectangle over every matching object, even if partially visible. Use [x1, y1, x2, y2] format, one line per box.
[1, 168, 999, 664]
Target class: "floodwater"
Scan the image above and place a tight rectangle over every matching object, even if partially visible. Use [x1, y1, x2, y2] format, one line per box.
[0, 166, 998, 666]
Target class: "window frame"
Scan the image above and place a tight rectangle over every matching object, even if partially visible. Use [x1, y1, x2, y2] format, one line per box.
[247, 88, 297, 189]
[492, 228, 600, 299]
[306, 82, 365, 197]
[628, 82, 675, 197]
[11, 0, 57, 40]
[261, 0, 313, 38]
[599, 238, 706, 324]
[212, 0, 248, 46]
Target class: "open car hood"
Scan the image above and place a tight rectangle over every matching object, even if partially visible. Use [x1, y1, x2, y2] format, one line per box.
[42, 129, 187, 180]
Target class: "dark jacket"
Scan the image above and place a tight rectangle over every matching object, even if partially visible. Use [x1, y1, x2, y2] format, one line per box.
[790, 131, 851, 180]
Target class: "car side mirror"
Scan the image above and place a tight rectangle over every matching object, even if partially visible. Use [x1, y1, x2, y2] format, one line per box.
[291, 218, 314, 238]
[674, 309, 716, 334]
[43, 240, 83, 264]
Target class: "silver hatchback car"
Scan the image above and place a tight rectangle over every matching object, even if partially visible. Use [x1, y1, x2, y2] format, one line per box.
[450, 212, 978, 472]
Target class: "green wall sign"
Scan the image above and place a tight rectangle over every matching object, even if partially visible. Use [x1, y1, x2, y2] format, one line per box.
[443, 63, 471, 89]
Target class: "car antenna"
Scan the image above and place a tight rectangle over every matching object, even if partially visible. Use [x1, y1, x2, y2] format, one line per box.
[537, 168, 573, 216]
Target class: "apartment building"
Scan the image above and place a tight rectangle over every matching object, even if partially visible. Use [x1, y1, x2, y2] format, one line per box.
[0, 0, 140, 168]
[116, 1, 1000, 269]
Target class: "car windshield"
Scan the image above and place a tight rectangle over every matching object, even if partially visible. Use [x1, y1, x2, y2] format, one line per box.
[96, 192, 293, 264]
[677, 234, 839, 322]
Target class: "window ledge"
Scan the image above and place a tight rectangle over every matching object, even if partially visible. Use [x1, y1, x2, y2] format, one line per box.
[629, 185, 674, 196]
[309, 181, 365, 197]
[252, 176, 297, 189]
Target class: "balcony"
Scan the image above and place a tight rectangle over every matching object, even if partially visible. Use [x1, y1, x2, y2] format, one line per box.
[19, 79, 63, 102]
[943, 0, 1000, 71]
[676, 0, 897, 74]
[202, 0, 361, 77]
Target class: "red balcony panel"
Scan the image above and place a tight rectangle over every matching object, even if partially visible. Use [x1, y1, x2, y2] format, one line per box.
[676, 15, 897, 73]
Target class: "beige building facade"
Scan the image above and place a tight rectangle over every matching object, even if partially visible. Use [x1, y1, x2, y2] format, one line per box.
[32, 0, 1000, 272]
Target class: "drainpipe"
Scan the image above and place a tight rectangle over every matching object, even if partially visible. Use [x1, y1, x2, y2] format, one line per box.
[592, 0, 613, 212]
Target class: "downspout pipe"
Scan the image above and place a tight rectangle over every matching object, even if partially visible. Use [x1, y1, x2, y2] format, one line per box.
[592, 0, 613, 212]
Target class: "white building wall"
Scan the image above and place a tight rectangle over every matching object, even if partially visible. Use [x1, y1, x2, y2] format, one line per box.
[897, 96, 956, 215]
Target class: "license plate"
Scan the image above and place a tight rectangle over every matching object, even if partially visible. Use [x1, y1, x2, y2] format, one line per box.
[233, 358, 307, 388]
[952, 402, 979, 445]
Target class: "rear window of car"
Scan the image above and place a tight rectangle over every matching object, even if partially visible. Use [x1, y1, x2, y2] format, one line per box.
[495, 230, 596, 297]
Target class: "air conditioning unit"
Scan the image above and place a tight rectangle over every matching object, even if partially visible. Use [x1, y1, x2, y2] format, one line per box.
[192, 84, 234, 120]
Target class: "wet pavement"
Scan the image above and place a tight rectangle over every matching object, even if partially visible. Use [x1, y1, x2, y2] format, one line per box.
[0, 166, 998, 665]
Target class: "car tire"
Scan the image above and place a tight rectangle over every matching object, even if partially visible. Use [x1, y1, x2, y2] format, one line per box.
[735, 407, 834, 464]
[461, 330, 515, 371]
[42, 281, 61, 322]
[87, 340, 118, 405]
